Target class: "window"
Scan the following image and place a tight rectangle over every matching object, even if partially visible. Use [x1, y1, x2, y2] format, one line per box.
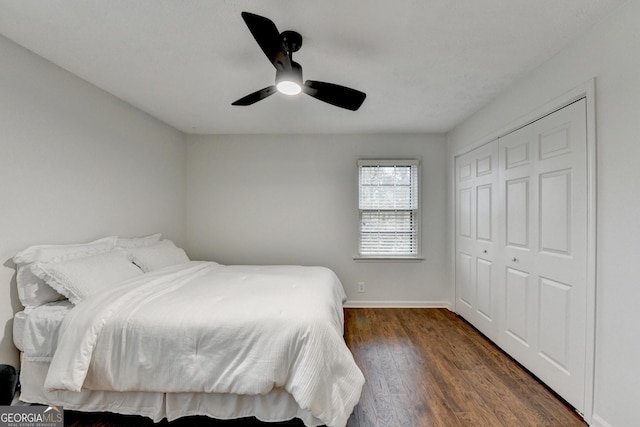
[357, 160, 420, 258]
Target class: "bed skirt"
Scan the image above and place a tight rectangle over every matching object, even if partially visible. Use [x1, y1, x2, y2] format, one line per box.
[19, 359, 324, 426]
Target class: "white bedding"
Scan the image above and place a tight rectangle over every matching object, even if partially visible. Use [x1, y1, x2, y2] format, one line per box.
[44, 261, 363, 427]
[20, 360, 325, 425]
[15, 300, 73, 359]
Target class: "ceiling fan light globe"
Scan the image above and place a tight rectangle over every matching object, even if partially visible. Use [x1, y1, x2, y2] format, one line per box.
[276, 81, 302, 95]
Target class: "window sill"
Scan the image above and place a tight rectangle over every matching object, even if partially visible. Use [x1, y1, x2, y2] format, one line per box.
[353, 256, 424, 263]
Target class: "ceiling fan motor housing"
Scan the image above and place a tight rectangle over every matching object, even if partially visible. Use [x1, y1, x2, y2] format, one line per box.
[276, 61, 303, 87]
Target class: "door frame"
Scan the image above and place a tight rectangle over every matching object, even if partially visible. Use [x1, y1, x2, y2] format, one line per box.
[450, 78, 597, 423]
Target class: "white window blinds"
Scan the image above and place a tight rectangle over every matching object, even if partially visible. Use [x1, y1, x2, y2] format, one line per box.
[358, 160, 419, 257]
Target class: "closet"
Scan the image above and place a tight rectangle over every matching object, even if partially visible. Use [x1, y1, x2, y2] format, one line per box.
[455, 98, 589, 413]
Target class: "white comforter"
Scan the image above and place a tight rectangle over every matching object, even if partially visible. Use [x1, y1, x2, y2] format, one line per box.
[45, 261, 364, 427]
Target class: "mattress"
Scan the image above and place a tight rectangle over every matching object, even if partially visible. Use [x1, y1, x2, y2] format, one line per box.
[13, 300, 73, 361]
[12, 310, 27, 352]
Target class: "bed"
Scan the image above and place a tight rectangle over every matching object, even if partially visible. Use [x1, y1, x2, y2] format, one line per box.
[12, 235, 364, 427]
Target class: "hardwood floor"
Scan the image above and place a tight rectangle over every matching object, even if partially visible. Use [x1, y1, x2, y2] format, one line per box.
[345, 308, 585, 427]
[64, 308, 586, 427]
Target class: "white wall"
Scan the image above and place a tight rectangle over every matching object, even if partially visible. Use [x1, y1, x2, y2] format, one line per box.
[0, 35, 187, 366]
[447, 1, 640, 426]
[186, 134, 449, 306]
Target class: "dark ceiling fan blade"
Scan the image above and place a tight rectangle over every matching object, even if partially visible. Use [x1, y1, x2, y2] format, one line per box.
[232, 86, 277, 106]
[303, 80, 366, 111]
[241, 12, 291, 71]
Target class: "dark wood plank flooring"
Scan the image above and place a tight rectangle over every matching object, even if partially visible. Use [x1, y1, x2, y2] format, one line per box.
[64, 308, 586, 427]
[345, 309, 585, 427]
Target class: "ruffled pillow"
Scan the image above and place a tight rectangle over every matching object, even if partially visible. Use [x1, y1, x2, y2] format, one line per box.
[13, 237, 117, 310]
[13, 236, 117, 264]
[31, 248, 143, 304]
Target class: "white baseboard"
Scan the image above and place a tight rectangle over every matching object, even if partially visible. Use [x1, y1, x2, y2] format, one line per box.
[344, 300, 452, 309]
[590, 414, 613, 427]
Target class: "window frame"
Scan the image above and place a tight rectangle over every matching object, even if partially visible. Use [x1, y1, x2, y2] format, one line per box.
[354, 159, 423, 262]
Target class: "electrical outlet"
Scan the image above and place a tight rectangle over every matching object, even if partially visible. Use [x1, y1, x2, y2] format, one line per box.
[357, 282, 366, 293]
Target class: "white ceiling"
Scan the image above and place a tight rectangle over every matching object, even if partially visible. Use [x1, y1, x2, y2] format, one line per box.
[0, 0, 626, 135]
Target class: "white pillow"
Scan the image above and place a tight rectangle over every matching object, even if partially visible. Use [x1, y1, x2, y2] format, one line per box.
[16, 265, 65, 310]
[127, 240, 190, 272]
[13, 236, 118, 309]
[30, 248, 143, 304]
[13, 236, 117, 264]
[116, 233, 162, 249]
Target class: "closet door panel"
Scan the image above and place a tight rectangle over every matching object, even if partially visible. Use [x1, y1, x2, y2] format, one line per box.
[456, 151, 476, 319]
[505, 268, 530, 347]
[505, 178, 530, 249]
[498, 99, 587, 412]
[458, 188, 473, 239]
[457, 252, 474, 309]
[455, 140, 499, 339]
[476, 258, 493, 321]
[505, 141, 530, 169]
[476, 185, 493, 242]
[538, 276, 571, 372]
[539, 170, 572, 255]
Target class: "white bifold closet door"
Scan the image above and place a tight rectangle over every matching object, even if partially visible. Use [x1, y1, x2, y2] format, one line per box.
[455, 140, 499, 340]
[499, 99, 588, 412]
[455, 98, 588, 413]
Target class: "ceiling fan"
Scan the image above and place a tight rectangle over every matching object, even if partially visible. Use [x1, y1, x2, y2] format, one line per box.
[232, 12, 366, 111]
